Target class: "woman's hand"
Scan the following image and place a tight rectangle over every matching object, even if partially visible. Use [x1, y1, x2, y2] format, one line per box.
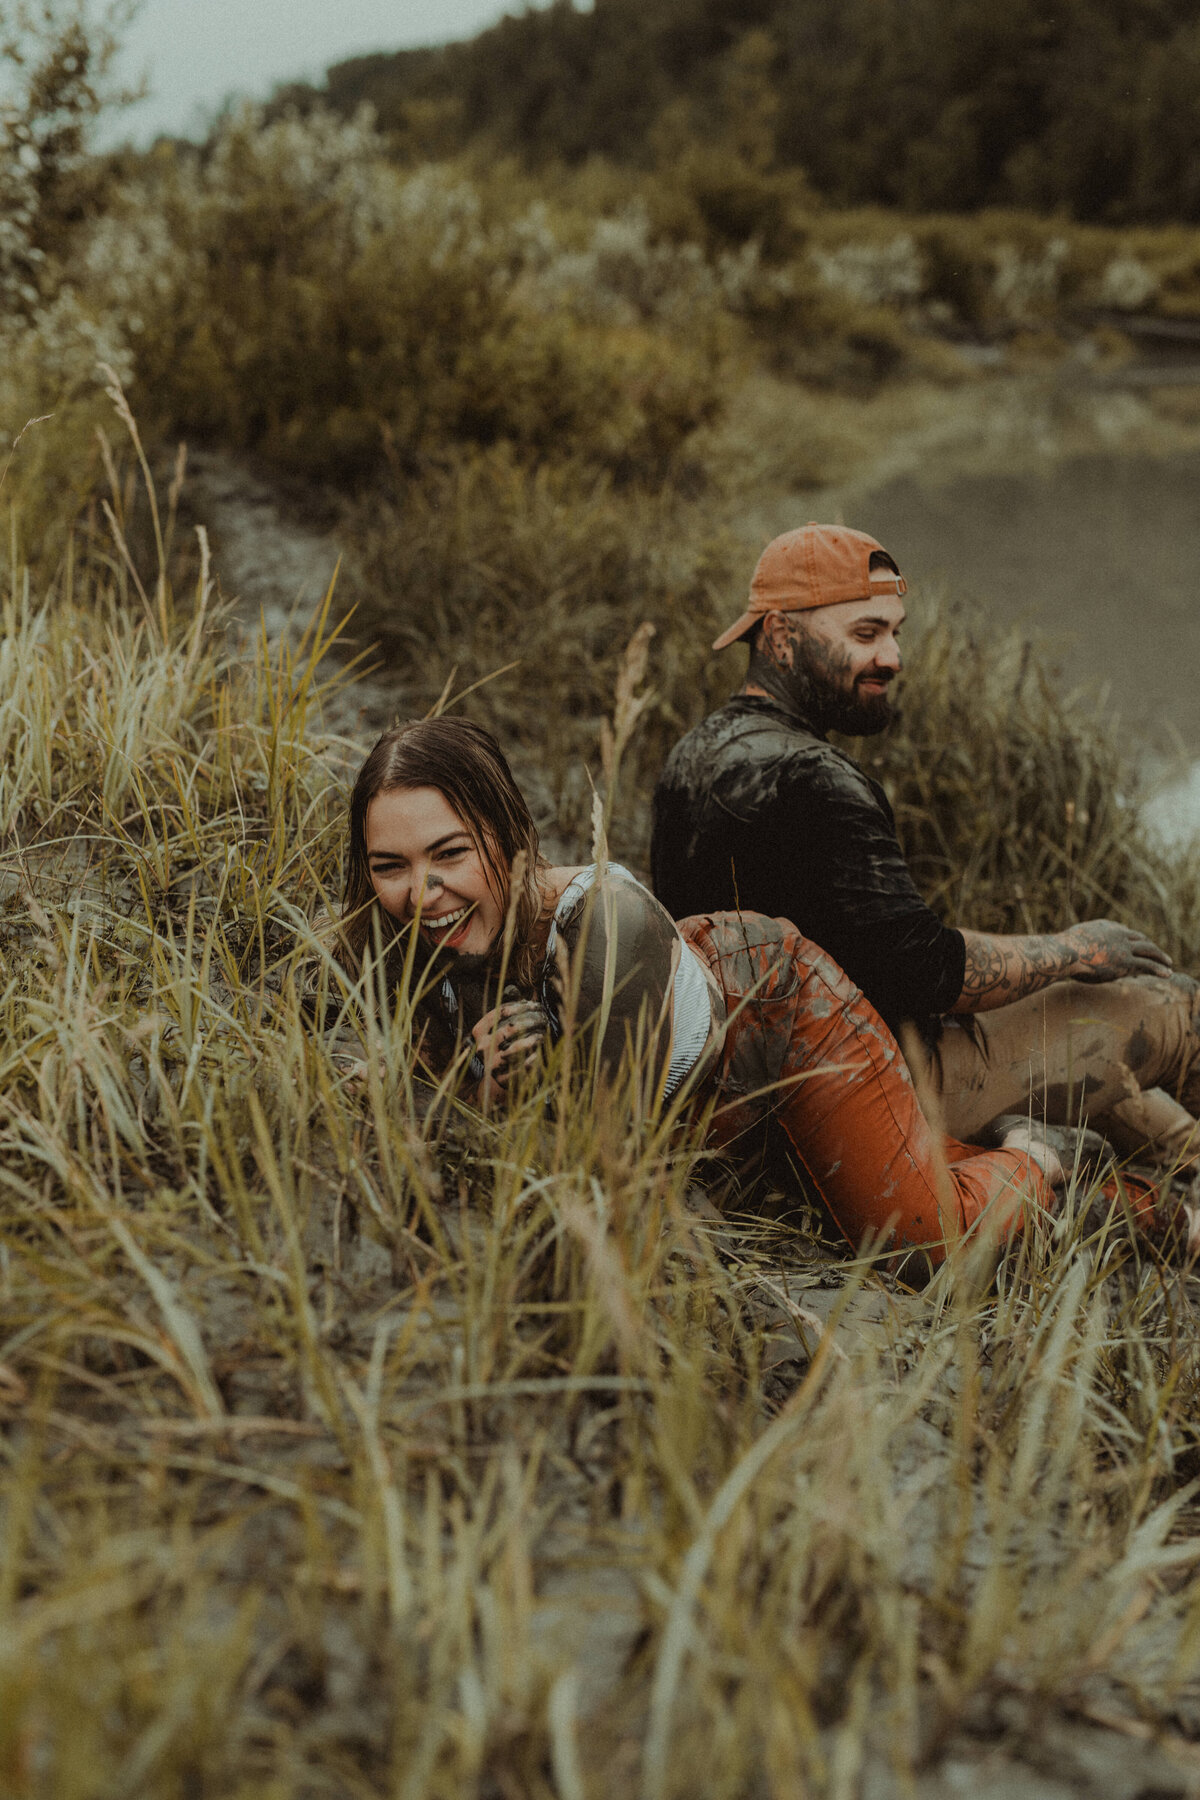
[471, 992, 551, 1106]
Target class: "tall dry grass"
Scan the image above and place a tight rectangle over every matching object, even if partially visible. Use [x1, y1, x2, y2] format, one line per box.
[4, 402, 1200, 1796]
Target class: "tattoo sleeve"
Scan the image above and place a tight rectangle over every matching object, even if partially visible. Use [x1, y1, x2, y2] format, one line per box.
[950, 929, 1074, 1013]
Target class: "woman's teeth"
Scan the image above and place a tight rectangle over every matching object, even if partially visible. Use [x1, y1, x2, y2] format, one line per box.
[422, 905, 469, 936]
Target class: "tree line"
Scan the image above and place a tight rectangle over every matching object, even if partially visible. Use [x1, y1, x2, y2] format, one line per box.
[272, 0, 1200, 225]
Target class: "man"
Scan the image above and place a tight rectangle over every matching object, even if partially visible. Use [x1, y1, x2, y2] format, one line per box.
[651, 521, 1200, 1163]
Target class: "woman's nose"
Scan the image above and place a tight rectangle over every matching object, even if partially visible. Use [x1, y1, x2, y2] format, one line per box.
[414, 866, 443, 902]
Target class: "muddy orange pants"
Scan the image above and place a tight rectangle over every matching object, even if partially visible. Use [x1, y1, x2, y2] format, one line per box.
[680, 913, 1053, 1261]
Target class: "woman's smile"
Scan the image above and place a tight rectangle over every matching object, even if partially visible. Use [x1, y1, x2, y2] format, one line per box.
[419, 901, 475, 948]
[365, 785, 503, 957]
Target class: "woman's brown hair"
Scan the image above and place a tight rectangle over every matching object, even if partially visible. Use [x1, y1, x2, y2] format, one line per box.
[341, 717, 545, 988]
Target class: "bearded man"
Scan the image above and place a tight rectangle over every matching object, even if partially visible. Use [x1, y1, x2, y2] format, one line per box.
[651, 522, 1200, 1165]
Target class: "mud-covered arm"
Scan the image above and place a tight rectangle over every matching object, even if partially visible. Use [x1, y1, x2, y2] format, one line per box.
[950, 921, 1173, 1013]
[551, 873, 683, 1084]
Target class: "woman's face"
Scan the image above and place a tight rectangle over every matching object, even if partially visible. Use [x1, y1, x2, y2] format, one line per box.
[365, 785, 504, 957]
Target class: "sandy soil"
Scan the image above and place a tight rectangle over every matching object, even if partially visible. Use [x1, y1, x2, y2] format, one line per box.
[184, 449, 402, 747]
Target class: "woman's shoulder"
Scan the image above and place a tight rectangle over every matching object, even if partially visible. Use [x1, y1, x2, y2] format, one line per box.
[549, 861, 680, 964]
[541, 863, 591, 913]
[548, 860, 661, 919]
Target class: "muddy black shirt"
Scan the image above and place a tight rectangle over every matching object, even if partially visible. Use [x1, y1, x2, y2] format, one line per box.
[650, 695, 966, 1039]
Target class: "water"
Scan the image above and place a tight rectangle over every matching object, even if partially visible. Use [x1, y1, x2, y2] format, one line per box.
[852, 447, 1200, 844]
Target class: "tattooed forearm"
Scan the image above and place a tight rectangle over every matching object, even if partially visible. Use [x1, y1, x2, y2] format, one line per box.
[950, 919, 1174, 1013]
[951, 930, 1074, 1012]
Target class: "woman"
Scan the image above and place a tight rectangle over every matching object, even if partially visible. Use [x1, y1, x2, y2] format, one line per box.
[341, 717, 1071, 1264]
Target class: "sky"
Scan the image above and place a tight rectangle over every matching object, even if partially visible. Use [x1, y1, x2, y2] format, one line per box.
[99, 0, 563, 146]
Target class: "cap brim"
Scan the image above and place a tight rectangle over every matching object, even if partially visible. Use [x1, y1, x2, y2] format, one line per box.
[711, 609, 760, 651]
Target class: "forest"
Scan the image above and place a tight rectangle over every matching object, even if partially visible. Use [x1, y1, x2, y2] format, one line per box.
[284, 0, 1200, 222]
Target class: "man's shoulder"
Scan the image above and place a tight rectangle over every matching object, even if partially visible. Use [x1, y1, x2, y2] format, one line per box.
[660, 699, 871, 797]
[665, 699, 804, 769]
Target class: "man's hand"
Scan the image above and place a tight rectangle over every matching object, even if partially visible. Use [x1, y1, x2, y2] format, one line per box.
[471, 993, 550, 1106]
[1059, 919, 1173, 984]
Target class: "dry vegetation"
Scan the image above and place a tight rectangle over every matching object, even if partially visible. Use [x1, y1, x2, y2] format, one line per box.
[3, 394, 1200, 1799]
[8, 14, 1200, 1792]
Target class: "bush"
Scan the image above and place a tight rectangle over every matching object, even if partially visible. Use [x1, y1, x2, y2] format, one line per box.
[0, 0, 127, 322]
[336, 444, 744, 857]
[0, 2, 133, 561]
[103, 110, 727, 486]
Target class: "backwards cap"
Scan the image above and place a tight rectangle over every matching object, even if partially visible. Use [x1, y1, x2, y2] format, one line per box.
[712, 522, 906, 652]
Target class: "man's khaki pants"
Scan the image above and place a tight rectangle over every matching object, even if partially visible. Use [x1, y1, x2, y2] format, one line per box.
[927, 974, 1200, 1165]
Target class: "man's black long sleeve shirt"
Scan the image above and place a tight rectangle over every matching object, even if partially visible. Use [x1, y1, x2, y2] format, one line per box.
[650, 695, 966, 1039]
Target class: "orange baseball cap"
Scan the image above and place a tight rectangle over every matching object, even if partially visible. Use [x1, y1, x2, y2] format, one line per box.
[712, 522, 907, 651]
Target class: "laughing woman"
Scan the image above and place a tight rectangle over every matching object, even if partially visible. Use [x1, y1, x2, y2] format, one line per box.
[340, 717, 1067, 1265]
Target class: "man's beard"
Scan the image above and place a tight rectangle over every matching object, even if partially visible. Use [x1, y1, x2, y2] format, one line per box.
[747, 631, 897, 736]
[785, 656, 895, 736]
[825, 676, 895, 737]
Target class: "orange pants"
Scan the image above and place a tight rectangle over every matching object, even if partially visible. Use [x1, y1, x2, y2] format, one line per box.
[681, 913, 1054, 1261]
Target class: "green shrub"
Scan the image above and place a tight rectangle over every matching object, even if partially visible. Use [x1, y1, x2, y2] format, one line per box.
[652, 147, 805, 260]
[105, 110, 727, 486]
[0, 1, 135, 562]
